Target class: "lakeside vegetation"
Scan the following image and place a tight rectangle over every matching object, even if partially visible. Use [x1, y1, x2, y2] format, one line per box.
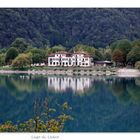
[0, 38, 140, 70]
[0, 99, 72, 132]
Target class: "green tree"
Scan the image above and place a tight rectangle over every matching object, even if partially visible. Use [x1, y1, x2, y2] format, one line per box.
[12, 53, 32, 69]
[11, 38, 31, 53]
[104, 47, 112, 61]
[135, 61, 140, 69]
[116, 39, 132, 55]
[5, 47, 19, 64]
[0, 54, 5, 66]
[127, 46, 140, 66]
[132, 39, 140, 47]
[51, 45, 66, 53]
[110, 41, 119, 52]
[27, 48, 46, 64]
[73, 44, 95, 55]
[94, 49, 104, 61]
[110, 39, 132, 65]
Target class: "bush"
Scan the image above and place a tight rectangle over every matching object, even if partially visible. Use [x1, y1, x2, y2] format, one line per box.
[0, 100, 72, 132]
[12, 53, 32, 70]
[135, 61, 140, 69]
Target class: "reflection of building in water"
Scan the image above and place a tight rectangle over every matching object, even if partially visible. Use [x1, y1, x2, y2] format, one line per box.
[48, 76, 93, 93]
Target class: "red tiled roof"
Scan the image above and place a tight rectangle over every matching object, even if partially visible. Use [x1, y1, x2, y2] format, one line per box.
[48, 54, 55, 57]
[48, 51, 91, 58]
[84, 54, 91, 57]
[73, 52, 87, 54]
[55, 51, 69, 54]
[73, 51, 91, 57]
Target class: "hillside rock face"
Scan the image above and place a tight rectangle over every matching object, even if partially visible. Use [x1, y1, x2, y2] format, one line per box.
[0, 8, 140, 48]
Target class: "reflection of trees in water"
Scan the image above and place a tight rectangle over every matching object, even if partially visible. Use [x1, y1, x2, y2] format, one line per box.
[109, 78, 131, 104]
[126, 78, 140, 103]
[0, 76, 6, 88]
[1, 74, 140, 104]
[109, 77, 140, 104]
[1, 75, 140, 131]
[0, 75, 47, 100]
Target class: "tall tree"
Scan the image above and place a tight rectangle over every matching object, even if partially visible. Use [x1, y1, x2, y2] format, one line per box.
[28, 48, 46, 63]
[0, 54, 5, 66]
[127, 45, 140, 66]
[11, 38, 31, 53]
[111, 39, 132, 65]
[94, 49, 104, 61]
[72, 44, 96, 58]
[104, 47, 112, 61]
[112, 49, 125, 66]
[5, 47, 19, 64]
[51, 45, 66, 53]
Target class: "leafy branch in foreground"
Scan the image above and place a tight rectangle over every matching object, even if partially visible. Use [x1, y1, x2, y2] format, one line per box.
[0, 99, 73, 132]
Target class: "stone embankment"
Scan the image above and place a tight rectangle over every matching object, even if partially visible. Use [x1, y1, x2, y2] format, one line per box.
[0, 68, 117, 76]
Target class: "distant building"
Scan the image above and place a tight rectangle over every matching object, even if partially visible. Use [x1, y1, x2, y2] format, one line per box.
[93, 60, 113, 67]
[48, 51, 92, 67]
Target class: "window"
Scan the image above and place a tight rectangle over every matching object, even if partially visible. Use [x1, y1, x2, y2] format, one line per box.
[53, 62, 55, 65]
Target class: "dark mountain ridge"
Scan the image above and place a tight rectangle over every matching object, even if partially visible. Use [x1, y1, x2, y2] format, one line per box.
[0, 8, 140, 48]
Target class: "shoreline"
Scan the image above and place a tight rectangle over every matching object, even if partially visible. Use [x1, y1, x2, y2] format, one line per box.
[117, 68, 140, 77]
[0, 69, 116, 75]
[0, 68, 140, 77]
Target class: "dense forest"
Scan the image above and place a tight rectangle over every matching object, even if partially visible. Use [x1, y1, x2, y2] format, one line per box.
[0, 8, 140, 48]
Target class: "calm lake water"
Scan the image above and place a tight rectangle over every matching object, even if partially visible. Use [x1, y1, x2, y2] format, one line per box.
[0, 74, 140, 132]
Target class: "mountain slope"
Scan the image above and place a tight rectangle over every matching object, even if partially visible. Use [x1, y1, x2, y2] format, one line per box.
[0, 8, 140, 48]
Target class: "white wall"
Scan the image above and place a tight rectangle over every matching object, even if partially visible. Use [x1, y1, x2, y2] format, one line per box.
[48, 53, 92, 67]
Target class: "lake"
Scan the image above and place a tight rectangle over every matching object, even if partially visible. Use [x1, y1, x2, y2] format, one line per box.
[0, 74, 140, 132]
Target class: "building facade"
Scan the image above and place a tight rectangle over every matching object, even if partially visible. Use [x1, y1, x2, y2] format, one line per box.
[48, 51, 92, 67]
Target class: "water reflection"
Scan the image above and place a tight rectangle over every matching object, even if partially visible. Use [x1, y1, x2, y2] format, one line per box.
[0, 75, 140, 103]
[48, 76, 93, 93]
[1, 75, 140, 131]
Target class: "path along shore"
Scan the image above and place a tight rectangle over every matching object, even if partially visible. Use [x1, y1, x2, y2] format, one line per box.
[117, 68, 140, 77]
[0, 68, 140, 77]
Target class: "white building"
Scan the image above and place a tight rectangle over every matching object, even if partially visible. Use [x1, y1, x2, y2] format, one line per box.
[48, 51, 92, 67]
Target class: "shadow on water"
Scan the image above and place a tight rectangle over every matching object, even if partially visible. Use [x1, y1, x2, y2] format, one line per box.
[0, 74, 140, 131]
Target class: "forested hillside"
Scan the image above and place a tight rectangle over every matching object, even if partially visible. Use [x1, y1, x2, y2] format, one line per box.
[0, 8, 140, 48]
